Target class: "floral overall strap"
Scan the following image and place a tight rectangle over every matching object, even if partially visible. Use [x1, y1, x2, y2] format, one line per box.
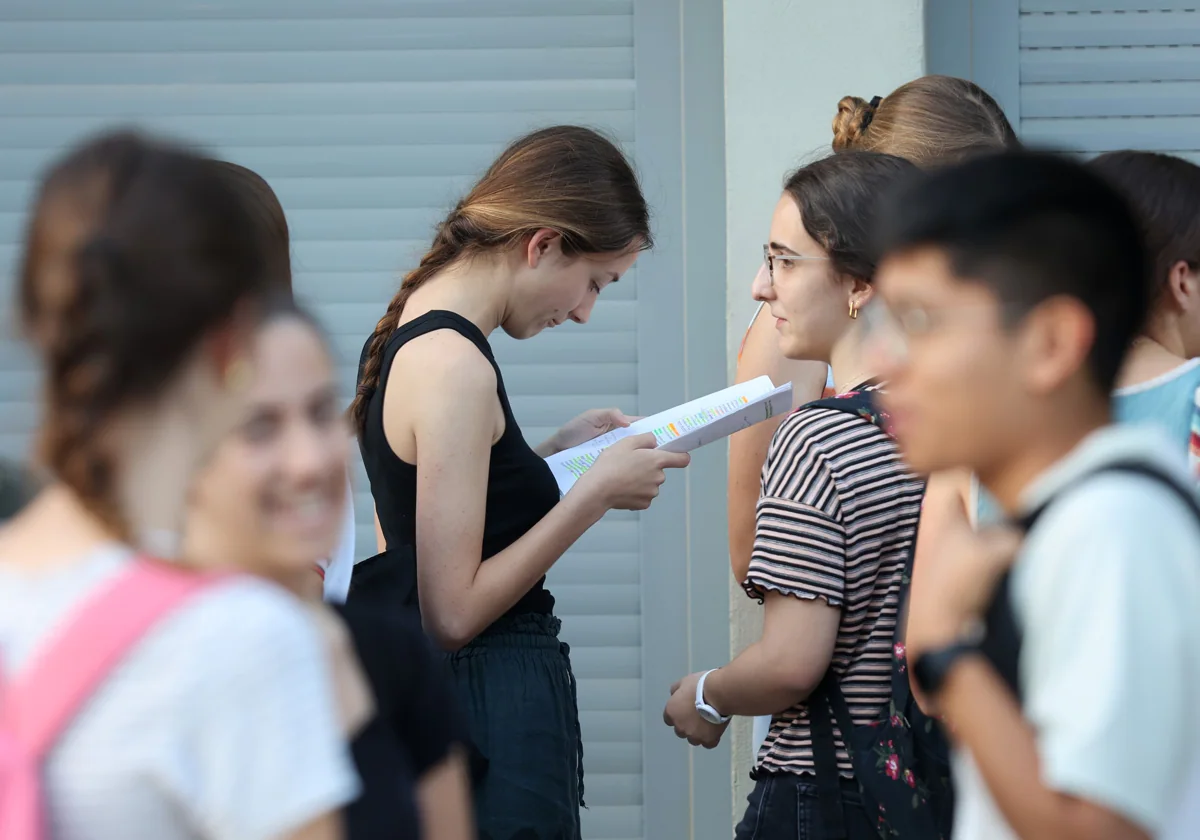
[0, 561, 222, 840]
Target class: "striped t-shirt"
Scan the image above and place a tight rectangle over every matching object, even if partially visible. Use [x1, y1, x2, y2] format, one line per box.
[744, 403, 923, 775]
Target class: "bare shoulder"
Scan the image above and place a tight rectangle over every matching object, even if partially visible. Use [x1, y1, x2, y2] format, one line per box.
[388, 328, 497, 404]
[380, 327, 502, 460]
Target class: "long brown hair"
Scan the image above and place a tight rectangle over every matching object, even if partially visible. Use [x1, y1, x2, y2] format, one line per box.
[350, 125, 651, 433]
[832, 75, 1018, 166]
[209, 159, 292, 291]
[18, 130, 274, 535]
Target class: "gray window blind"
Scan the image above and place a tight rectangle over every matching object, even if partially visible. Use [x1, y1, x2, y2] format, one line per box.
[0, 2, 648, 837]
[1019, 1, 1200, 163]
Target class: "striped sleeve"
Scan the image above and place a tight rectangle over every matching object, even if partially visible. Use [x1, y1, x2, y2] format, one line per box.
[744, 410, 847, 606]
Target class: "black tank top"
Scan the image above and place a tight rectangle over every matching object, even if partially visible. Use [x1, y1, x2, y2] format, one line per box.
[357, 310, 558, 618]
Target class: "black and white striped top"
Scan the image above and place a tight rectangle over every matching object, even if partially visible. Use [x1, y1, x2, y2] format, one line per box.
[744, 403, 923, 775]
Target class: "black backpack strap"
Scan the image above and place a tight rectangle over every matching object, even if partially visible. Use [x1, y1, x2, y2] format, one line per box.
[1018, 459, 1200, 532]
[890, 537, 919, 712]
[806, 390, 923, 709]
[805, 383, 926, 836]
[984, 458, 1200, 700]
[809, 673, 849, 839]
[978, 569, 1022, 697]
[801, 389, 889, 435]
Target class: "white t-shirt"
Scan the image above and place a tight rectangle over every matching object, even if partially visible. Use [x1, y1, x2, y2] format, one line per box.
[0, 547, 360, 840]
[953, 425, 1200, 840]
[1161, 754, 1200, 840]
[321, 475, 358, 604]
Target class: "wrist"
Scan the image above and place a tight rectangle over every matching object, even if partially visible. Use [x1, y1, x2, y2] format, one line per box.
[560, 482, 608, 527]
[701, 666, 726, 709]
[535, 435, 562, 458]
[912, 620, 986, 702]
[696, 669, 731, 724]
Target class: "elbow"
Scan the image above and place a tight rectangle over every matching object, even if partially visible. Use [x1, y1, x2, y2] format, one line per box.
[423, 613, 478, 653]
[431, 634, 470, 654]
[727, 515, 755, 584]
[419, 590, 483, 652]
[768, 658, 823, 704]
[730, 552, 752, 586]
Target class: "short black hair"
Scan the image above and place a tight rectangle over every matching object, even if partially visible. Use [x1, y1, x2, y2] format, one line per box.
[1089, 151, 1200, 305]
[876, 150, 1148, 391]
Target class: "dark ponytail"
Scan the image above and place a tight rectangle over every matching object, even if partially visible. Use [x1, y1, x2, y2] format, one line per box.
[352, 211, 476, 433]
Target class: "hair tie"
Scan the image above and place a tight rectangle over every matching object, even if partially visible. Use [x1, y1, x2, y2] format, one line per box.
[860, 96, 883, 133]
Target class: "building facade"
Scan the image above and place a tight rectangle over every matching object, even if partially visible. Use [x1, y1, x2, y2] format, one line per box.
[0, 1, 1195, 837]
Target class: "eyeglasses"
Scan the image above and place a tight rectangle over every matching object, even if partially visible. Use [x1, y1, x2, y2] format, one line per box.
[862, 301, 938, 338]
[762, 244, 829, 286]
[861, 299, 1029, 360]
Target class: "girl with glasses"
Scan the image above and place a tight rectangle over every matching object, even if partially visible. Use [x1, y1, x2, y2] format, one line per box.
[665, 151, 923, 839]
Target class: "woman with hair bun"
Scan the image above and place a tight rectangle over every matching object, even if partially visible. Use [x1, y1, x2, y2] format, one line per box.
[830, 75, 1016, 163]
[0, 131, 357, 840]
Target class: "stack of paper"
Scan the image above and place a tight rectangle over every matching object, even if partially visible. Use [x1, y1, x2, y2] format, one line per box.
[545, 376, 793, 494]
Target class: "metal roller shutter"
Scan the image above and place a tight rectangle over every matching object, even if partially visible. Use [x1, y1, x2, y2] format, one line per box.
[0, 2, 685, 837]
[1020, 1, 1200, 161]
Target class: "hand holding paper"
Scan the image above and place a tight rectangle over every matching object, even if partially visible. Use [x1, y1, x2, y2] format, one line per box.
[540, 407, 636, 457]
[545, 377, 793, 494]
[571, 433, 691, 511]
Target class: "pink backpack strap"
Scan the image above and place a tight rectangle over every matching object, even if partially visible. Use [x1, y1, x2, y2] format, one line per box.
[0, 560, 225, 839]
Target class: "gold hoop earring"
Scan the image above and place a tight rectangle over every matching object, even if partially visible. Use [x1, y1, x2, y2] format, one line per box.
[849, 300, 859, 320]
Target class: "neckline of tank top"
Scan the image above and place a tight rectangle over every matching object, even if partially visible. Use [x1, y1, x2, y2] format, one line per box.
[1114, 356, 1200, 397]
[391, 309, 490, 350]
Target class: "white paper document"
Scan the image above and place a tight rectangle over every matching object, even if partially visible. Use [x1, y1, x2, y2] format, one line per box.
[545, 376, 793, 494]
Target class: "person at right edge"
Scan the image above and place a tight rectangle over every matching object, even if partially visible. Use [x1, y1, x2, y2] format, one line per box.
[965, 150, 1200, 525]
[347, 126, 689, 840]
[872, 151, 1200, 840]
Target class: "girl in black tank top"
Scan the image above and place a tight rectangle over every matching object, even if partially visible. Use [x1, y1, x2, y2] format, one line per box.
[357, 311, 559, 618]
[347, 126, 689, 839]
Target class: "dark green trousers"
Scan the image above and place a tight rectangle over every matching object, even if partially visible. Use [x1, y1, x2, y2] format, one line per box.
[447, 613, 584, 840]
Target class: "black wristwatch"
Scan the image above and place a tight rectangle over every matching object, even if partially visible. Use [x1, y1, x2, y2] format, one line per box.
[913, 635, 983, 697]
